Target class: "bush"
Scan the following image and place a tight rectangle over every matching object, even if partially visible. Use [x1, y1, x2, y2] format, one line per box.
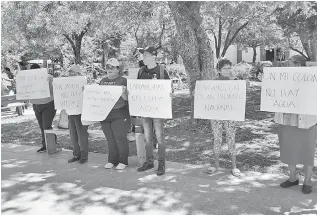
[232, 62, 253, 80]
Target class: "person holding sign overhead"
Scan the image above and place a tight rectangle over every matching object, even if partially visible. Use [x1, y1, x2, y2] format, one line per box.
[276, 55, 317, 194]
[99, 58, 130, 170]
[29, 63, 57, 153]
[135, 46, 170, 176]
[66, 65, 89, 164]
[206, 59, 241, 177]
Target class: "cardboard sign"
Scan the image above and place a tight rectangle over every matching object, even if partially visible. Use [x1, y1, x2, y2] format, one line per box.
[16, 69, 50, 100]
[194, 80, 246, 121]
[127, 79, 172, 118]
[261, 67, 317, 115]
[81, 85, 122, 121]
[53, 76, 87, 114]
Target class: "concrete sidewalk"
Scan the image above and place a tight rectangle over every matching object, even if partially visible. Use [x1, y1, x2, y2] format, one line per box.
[1, 143, 317, 215]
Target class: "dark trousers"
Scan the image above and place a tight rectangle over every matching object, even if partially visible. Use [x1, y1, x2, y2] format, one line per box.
[69, 114, 89, 159]
[100, 107, 130, 165]
[33, 101, 57, 148]
[142, 118, 165, 163]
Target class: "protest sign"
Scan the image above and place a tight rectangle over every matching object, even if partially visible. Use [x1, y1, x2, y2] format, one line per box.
[127, 79, 172, 118]
[81, 85, 122, 121]
[53, 76, 87, 114]
[261, 67, 317, 115]
[16, 68, 50, 100]
[194, 80, 246, 121]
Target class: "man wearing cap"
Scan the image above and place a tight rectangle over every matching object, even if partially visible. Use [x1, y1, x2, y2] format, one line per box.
[136, 46, 170, 176]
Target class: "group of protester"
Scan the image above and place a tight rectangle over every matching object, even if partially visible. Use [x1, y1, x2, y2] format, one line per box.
[15, 46, 316, 194]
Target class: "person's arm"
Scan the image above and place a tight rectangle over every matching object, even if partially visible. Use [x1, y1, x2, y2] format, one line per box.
[121, 78, 128, 100]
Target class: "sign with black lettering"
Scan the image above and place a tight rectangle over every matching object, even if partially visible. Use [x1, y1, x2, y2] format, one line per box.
[127, 80, 172, 118]
[261, 67, 317, 115]
[81, 85, 122, 121]
[53, 76, 87, 114]
[194, 80, 246, 121]
[16, 69, 50, 99]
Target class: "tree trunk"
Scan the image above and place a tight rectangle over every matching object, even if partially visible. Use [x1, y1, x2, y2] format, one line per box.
[252, 46, 257, 63]
[169, 2, 216, 125]
[309, 37, 317, 61]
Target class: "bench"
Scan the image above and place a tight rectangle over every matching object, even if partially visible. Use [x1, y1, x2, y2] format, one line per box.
[44, 128, 137, 155]
[1, 94, 26, 115]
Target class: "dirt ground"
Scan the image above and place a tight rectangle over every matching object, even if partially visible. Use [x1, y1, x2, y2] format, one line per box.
[1, 82, 316, 178]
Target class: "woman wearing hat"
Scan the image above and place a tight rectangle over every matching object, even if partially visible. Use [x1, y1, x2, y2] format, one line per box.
[99, 58, 130, 170]
[66, 65, 89, 164]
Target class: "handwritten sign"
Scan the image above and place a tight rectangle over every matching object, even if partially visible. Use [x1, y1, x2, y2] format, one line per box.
[194, 80, 246, 121]
[16, 69, 50, 100]
[261, 67, 317, 115]
[53, 76, 87, 114]
[127, 80, 172, 118]
[81, 85, 122, 121]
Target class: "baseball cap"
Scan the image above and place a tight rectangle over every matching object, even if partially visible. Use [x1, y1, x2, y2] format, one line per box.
[106, 58, 120, 67]
[139, 46, 157, 56]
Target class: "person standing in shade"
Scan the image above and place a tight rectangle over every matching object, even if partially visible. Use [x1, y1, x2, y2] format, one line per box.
[67, 65, 89, 164]
[28, 63, 57, 152]
[100, 58, 130, 170]
[136, 46, 171, 176]
[205, 59, 241, 177]
[277, 55, 317, 194]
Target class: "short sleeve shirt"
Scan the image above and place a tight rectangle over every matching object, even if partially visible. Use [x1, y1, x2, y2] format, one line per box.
[99, 76, 127, 109]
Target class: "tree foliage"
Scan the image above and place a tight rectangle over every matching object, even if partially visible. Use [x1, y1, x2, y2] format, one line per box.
[202, 1, 274, 59]
[274, 1, 317, 60]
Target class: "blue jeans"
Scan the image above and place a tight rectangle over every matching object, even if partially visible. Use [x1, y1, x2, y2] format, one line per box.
[142, 118, 165, 163]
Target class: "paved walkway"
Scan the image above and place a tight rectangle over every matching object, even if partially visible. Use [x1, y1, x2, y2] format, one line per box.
[1, 143, 317, 215]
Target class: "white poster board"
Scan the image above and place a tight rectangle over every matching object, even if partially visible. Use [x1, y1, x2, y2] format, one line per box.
[16, 69, 50, 100]
[127, 79, 172, 118]
[261, 67, 317, 115]
[194, 80, 246, 121]
[53, 76, 87, 114]
[81, 85, 122, 121]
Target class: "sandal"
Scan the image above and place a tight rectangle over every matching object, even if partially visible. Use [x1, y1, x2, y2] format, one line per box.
[206, 166, 219, 174]
[232, 168, 241, 177]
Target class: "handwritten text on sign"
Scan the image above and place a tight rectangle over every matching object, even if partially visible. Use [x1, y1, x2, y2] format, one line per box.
[261, 67, 317, 115]
[194, 80, 246, 121]
[81, 85, 122, 121]
[16, 69, 50, 100]
[53, 76, 87, 114]
[127, 80, 172, 118]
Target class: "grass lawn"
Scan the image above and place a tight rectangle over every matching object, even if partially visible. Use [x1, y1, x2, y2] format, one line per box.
[1, 82, 316, 178]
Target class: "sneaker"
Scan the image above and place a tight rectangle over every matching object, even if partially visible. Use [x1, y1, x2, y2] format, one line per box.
[137, 161, 154, 172]
[79, 158, 88, 164]
[68, 156, 81, 163]
[104, 163, 115, 169]
[280, 179, 299, 188]
[37, 147, 47, 153]
[157, 162, 165, 176]
[116, 163, 127, 170]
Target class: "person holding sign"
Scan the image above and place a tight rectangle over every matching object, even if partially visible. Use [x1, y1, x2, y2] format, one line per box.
[135, 46, 170, 176]
[99, 58, 130, 170]
[206, 59, 241, 177]
[276, 55, 317, 194]
[65, 65, 89, 164]
[28, 64, 57, 153]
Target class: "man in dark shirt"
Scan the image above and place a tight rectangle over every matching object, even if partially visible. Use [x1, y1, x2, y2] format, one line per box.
[136, 46, 170, 176]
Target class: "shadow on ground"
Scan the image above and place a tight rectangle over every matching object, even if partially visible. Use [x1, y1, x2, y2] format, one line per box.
[2, 144, 317, 215]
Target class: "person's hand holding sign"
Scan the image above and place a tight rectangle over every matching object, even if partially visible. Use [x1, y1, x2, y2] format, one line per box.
[122, 86, 128, 100]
